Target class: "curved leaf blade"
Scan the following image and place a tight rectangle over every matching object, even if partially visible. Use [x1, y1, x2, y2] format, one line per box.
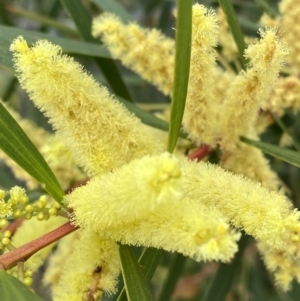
[117, 248, 162, 301]
[59, 0, 133, 102]
[92, 0, 133, 23]
[0, 270, 45, 301]
[241, 136, 300, 168]
[118, 97, 187, 138]
[0, 103, 64, 203]
[119, 245, 153, 301]
[0, 25, 110, 70]
[167, 0, 192, 153]
[218, 0, 247, 68]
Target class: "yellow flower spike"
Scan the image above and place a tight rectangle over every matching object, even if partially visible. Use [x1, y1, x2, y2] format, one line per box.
[41, 135, 85, 190]
[0, 190, 5, 199]
[220, 28, 288, 151]
[180, 157, 300, 249]
[0, 200, 12, 219]
[279, 0, 300, 73]
[182, 4, 220, 147]
[92, 13, 175, 96]
[220, 143, 283, 192]
[9, 186, 28, 204]
[11, 36, 30, 53]
[10, 36, 162, 176]
[52, 230, 120, 301]
[262, 76, 300, 116]
[101, 200, 240, 262]
[66, 153, 182, 230]
[258, 241, 300, 291]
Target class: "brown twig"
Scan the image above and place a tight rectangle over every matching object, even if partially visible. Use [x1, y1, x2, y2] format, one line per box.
[188, 145, 212, 161]
[0, 221, 78, 270]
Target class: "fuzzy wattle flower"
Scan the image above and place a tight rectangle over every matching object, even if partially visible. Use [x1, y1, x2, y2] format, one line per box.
[10, 36, 162, 177]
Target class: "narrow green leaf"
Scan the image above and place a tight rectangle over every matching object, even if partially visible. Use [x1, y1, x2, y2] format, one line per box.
[202, 235, 249, 301]
[117, 97, 187, 139]
[0, 103, 64, 203]
[117, 248, 163, 301]
[241, 136, 300, 168]
[6, 5, 79, 37]
[138, 248, 163, 281]
[157, 253, 186, 301]
[254, 0, 279, 18]
[119, 245, 153, 301]
[59, 0, 133, 102]
[167, 0, 192, 153]
[270, 113, 300, 152]
[218, 0, 248, 68]
[0, 270, 45, 301]
[92, 0, 133, 23]
[0, 25, 110, 71]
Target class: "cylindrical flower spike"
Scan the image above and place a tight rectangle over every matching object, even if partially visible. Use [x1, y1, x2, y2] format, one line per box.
[10, 36, 162, 176]
[66, 153, 182, 229]
[92, 13, 175, 96]
[182, 4, 220, 147]
[66, 152, 240, 262]
[52, 229, 120, 301]
[220, 28, 288, 151]
[102, 200, 240, 262]
[279, 0, 300, 74]
[41, 136, 85, 190]
[262, 76, 300, 115]
[258, 240, 300, 291]
[180, 157, 300, 249]
[220, 143, 283, 192]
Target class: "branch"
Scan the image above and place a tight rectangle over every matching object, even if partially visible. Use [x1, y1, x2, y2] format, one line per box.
[188, 145, 212, 161]
[0, 221, 78, 270]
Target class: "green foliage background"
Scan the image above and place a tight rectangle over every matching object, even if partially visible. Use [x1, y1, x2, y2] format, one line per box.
[1, 0, 300, 301]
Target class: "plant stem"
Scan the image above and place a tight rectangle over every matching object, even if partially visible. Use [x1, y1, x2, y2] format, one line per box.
[0, 221, 78, 270]
[188, 145, 212, 161]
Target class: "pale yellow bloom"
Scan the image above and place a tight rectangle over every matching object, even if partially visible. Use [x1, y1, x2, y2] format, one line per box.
[44, 231, 79, 287]
[0, 102, 85, 190]
[10, 36, 162, 176]
[217, 8, 239, 60]
[180, 157, 300, 249]
[41, 136, 86, 190]
[102, 200, 240, 262]
[279, 0, 300, 74]
[260, 1, 300, 74]
[220, 143, 283, 192]
[183, 4, 220, 147]
[92, 13, 174, 95]
[262, 76, 300, 115]
[11, 216, 67, 272]
[220, 28, 288, 151]
[52, 229, 120, 301]
[0, 188, 11, 218]
[66, 153, 182, 230]
[258, 240, 300, 291]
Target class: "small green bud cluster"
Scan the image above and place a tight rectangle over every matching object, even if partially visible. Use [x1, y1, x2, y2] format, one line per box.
[19, 195, 62, 221]
[1, 187, 62, 221]
[0, 230, 12, 250]
[7, 267, 33, 286]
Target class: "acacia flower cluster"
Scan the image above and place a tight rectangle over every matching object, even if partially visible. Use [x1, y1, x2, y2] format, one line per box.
[2, 1, 300, 299]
